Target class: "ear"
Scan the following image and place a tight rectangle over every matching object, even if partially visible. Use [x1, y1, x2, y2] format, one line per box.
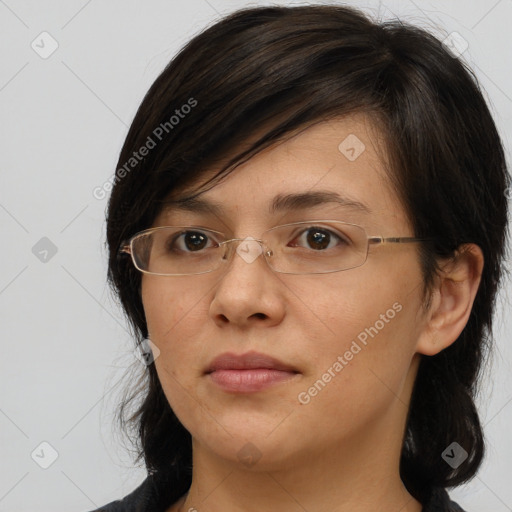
[415, 243, 484, 356]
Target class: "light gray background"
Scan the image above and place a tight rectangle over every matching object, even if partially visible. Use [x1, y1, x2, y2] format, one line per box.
[0, 1, 510, 511]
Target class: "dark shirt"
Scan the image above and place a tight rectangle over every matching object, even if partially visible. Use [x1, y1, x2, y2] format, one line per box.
[86, 475, 467, 512]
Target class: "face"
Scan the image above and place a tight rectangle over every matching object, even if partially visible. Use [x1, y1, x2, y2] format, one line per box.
[141, 115, 429, 470]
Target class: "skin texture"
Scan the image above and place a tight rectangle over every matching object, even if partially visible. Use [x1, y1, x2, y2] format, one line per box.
[140, 115, 483, 512]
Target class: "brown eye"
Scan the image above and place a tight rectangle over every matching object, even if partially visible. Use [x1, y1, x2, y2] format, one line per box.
[289, 227, 350, 251]
[168, 231, 213, 252]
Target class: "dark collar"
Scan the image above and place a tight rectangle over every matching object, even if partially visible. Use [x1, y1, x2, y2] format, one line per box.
[89, 476, 467, 512]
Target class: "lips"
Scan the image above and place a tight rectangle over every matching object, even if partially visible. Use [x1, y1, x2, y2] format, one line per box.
[205, 351, 300, 393]
[205, 351, 298, 374]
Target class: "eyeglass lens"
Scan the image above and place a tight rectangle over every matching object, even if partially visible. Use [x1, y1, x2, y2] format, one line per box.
[130, 222, 369, 275]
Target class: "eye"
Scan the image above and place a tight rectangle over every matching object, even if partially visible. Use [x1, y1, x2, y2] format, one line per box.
[288, 226, 350, 251]
[166, 230, 218, 253]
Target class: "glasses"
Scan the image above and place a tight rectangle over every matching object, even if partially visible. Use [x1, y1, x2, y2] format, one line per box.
[119, 220, 426, 276]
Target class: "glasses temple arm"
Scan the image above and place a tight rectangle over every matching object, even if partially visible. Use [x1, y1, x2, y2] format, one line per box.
[368, 236, 428, 245]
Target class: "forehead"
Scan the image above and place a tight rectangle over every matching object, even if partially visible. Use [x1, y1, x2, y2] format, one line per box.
[157, 115, 407, 229]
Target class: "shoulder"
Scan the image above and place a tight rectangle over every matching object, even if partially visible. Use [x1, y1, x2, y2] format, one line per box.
[84, 475, 164, 512]
[422, 486, 467, 512]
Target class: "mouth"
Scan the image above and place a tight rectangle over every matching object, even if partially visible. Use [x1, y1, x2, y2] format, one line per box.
[205, 351, 300, 393]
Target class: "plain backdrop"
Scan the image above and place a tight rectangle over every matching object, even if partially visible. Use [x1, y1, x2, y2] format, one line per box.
[0, 1, 511, 511]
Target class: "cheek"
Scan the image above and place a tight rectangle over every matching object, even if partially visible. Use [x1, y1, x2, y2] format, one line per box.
[142, 277, 206, 338]
[292, 301, 419, 442]
[286, 271, 403, 350]
[141, 278, 211, 382]
[291, 271, 421, 396]
[141, 280, 211, 432]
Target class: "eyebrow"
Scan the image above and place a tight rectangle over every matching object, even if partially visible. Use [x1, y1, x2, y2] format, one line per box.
[162, 190, 371, 216]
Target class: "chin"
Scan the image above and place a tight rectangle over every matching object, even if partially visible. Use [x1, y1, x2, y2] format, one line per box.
[201, 433, 300, 472]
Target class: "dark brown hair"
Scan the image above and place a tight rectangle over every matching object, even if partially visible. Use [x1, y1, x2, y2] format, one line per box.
[105, 4, 510, 508]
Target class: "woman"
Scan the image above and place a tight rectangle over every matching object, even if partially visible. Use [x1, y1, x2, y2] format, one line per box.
[90, 4, 509, 512]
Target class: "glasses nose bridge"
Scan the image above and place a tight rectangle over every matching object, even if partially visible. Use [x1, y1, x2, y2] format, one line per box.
[220, 236, 273, 266]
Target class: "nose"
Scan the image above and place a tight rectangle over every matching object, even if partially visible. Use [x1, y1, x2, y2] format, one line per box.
[209, 237, 285, 327]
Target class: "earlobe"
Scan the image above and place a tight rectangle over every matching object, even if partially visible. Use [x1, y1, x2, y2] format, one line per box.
[416, 243, 484, 356]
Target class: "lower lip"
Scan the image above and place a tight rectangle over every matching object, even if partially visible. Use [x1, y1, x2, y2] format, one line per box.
[207, 369, 298, 393]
